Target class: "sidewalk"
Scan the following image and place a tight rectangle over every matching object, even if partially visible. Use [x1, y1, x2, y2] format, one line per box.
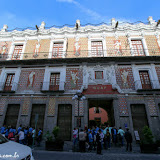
[33, 141, 142, 154]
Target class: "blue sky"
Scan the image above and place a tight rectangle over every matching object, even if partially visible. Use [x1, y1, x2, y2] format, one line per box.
[0, 0, 159, 30]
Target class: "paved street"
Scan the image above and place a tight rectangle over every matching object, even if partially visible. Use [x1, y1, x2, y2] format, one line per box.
[33, 150, 160, 160]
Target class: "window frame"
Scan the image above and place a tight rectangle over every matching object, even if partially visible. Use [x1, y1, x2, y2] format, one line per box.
[132, 64, 160, 90]
[42, 67, 66, 91]
[48, 39, 67, 58]
[8, 42, 26, 60]
[49, 72, 60, 91]
[139, 70, 152, 89]
[95, 71, 103, 80]
[4, 73, 15, 91]
[88, 38, 107, 57]
[0, 68, 21, 91]
[128, 37, 149, 56]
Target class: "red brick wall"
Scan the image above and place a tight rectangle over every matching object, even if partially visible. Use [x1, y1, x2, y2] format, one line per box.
[89, 107, 108, 124]
[118, 96, 129, 115]
[18, 69, 45, 92]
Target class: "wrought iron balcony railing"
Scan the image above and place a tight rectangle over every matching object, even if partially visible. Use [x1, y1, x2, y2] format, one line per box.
[40, 82, 65, 92]
[134, 80, 160, 91]
[0, 82, 18, 92]
[0, 48, 160, 61]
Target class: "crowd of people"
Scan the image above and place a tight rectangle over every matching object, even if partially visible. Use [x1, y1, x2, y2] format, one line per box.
[73, 124, 133, 154]
[0, 125, 43, 146]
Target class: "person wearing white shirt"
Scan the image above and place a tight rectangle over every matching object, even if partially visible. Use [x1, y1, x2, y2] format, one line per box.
[18, 128, 24, 144]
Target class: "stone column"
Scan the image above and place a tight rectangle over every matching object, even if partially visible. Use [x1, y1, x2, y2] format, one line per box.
[113, 98, 120, 128]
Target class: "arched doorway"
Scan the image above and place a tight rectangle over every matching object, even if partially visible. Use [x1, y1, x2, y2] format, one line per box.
[88, 99, 115, 128]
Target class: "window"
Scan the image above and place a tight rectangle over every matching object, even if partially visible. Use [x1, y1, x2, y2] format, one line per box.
[12, 45, 23, 60]
[95, 71, 103, 79]
[52, 42, 63, 58]
[91, 41, 103, 57]
[94, 107, 101, 113]
[131, 40, 145, 56]
[4, 73, 15, 91]
[49, 73, 60, 90]
[139, 71, 152, 89]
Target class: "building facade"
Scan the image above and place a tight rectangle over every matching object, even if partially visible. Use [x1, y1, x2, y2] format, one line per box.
[0, 17, 160, 141]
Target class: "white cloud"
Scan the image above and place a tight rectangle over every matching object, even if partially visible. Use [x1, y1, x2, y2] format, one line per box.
[56, 0, 106, 22]
[56, 0, 135, 24]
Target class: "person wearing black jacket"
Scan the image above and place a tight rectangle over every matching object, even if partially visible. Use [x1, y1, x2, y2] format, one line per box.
[125, 128, 132, 151]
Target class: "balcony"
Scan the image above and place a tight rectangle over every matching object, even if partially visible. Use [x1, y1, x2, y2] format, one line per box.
[41, 82, 65, 92]
[0, 48, 159, 61]
[135, 80, 160, 92]
[0, 82, 18, 93]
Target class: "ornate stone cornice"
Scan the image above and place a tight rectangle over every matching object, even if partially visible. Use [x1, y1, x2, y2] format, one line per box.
[0, 22, 160, 39]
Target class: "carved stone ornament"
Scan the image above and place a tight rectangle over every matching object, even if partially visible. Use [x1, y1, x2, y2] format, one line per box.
[74, 37, 80, 56]
[28, 71, 36, 87]
[93, 65, 104, 71]
[0, 18, 158, 38]
[121, 70, 129, 88]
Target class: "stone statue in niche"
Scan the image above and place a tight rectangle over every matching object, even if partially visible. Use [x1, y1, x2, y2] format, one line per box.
[74, 37, 80, 56]
[34, 40, 40, 57]
[70, 71, 79, 88]
[87, 70, 95, 83]
[1, 45, 7, 54]
[0, 42, 8, 55]
[114, 40, 122, 54]
[28, 71, 36, 87]
[121, 70, 129, 88]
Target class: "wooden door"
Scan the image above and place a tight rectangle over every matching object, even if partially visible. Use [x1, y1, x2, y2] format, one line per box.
[139, 71, 152, 89]
[131, 104, 149, 139]
[57, 104, 72, 141]
[30, 104, 46, 130]
[4, 104, 20, 128]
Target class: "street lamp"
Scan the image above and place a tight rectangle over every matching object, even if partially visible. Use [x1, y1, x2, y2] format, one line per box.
[72, 90, 86, 128]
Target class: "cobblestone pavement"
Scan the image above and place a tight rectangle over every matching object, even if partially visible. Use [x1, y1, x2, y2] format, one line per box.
[32, 150, 160, 160]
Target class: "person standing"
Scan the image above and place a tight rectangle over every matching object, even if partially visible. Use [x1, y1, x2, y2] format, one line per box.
[5, 127, 9, 139]
[88, 131, 93, 151]
[99, 130, 104, 149]
[73, 128, 78, 147]
[8, 126, 14, 140]
[37, 128, 42, 146]
[117, 127, 125, 147]
[32, 127, 36, 146]
[79, 129, 86, 152]
[24, 127, 29, 145]
[105, 129, 111, 149]
[17, 125, 22, 134]
[96, 129, 102, 154]
[0, 125, 6, 134]
[125, 128, 132, 152]
[103, 124, 112, 148]
[112, 127, 118, 146]
[18, 127, 24, 144]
